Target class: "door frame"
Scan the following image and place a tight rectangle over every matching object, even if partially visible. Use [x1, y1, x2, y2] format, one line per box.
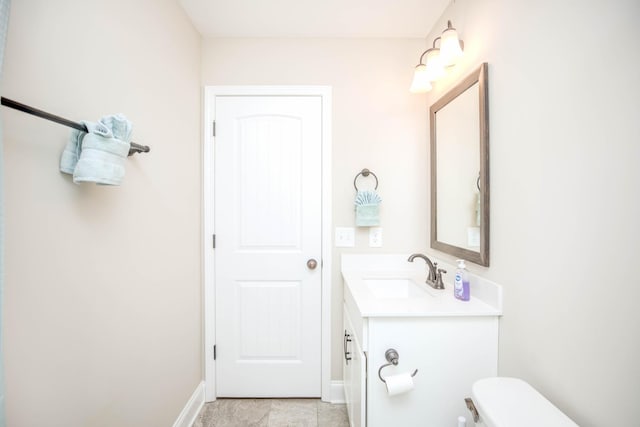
[203, 86, 332, 402]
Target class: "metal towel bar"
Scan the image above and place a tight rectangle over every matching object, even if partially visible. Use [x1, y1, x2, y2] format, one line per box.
[1, 97, 150, 156]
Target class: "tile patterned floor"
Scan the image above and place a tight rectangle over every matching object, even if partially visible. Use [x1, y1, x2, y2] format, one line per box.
[192, 398, 349, 427]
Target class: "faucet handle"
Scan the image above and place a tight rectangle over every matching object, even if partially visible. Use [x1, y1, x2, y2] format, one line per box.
[431, 262, 438, 281]
[435, 268, 447, 289]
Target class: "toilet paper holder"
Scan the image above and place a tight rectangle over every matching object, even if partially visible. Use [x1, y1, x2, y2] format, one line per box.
[377, 348, 418, 383]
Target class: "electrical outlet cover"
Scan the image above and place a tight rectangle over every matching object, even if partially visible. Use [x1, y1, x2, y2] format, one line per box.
[369, 227, 383, 247]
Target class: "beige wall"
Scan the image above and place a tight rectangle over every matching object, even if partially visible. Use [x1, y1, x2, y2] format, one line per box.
[202, 37, 430, 380]
[423, 0, 640, 425]
[2, 1, 202, 426]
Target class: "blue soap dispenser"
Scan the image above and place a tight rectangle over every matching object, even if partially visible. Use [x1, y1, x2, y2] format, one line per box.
[454, 259, 470, 301]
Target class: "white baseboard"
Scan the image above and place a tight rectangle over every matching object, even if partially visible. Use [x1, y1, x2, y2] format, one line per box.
[173, 381, 205, 427]
[330, 380, 345, 404]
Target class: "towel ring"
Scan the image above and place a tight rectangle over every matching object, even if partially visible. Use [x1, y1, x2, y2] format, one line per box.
[354, 168, 379, 191]
[377, 348, 418, 384]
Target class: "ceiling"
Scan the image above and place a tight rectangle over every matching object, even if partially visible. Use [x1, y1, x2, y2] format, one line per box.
[178, 0, 451, 38]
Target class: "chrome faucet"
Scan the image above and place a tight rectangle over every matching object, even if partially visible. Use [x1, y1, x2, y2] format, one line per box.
[407, 253, 446, 290]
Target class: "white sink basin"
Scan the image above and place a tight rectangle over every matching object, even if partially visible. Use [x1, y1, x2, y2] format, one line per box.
[342, 254, 503, 317]
[363, 278, 432, 299]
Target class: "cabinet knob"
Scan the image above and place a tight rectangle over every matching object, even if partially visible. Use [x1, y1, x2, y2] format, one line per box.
[307, 259, 318, 270]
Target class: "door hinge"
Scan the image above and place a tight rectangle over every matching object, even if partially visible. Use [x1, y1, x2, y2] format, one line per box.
[212, 234, 216, 249]
[212, 121, 216, 137]
[213, 345, 217, 360]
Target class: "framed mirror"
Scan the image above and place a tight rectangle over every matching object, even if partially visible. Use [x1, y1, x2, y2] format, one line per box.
[430, 63, 489, 266]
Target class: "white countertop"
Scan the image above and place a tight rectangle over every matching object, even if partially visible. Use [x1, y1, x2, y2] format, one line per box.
[342, 254, 503, 318]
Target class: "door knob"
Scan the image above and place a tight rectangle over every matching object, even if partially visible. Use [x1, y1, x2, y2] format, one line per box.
[307, 259, 318, 270]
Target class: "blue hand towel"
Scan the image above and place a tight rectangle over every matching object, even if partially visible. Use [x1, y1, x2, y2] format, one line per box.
[59, 121, 90, 175]
[72, 133, 130, 185]
[59, 114, 132, 186]
[59, 129, 83, 175]
[354, 190, 382, 227]
[97, 113, 133, 142]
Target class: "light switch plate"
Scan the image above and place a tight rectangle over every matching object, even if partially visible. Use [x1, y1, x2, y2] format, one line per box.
[369, 227, 383, 247]
[335, 227, 355, 247]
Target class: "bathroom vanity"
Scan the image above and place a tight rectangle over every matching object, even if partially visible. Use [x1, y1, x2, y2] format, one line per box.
[342, 254, 502, 427]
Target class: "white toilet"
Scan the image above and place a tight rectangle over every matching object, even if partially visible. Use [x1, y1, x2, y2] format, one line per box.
[466, 377, 579, 427]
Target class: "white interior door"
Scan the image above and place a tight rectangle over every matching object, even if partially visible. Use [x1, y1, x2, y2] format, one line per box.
[214, 95, 322, 397]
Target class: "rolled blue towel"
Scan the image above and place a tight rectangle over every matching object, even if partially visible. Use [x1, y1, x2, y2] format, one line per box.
[98, 113, 132, 142]
[354, 190, 382, 227]
[59, 114, 133, 185]
[72, 133, 130, 185]
[59, 127, 86, 175]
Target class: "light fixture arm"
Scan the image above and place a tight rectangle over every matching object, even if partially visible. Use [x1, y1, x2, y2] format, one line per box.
[417, 37, 442, 65]
[416, 51, 427, 65]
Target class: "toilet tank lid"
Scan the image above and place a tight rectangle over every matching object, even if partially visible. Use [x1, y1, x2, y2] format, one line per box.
[471, 377, 579, 427]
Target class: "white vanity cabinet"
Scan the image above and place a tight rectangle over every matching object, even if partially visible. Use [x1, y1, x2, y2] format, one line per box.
[342, 254, 503, 427]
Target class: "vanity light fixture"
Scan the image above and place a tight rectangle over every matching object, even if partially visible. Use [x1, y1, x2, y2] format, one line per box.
[410, 39, 445, 93]
[439, 20, 464, 66]
[409, 63, 433, 93]
[410, 20, 464, 93]
[423, 40, 446, 80]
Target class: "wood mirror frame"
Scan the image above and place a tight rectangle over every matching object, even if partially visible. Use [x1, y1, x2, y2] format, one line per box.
[430, 63, 489, 266]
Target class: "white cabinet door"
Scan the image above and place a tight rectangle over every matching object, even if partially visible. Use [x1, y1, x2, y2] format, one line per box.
[343, 306, 354, 424]
[344, 305, 366, 427]
[215, 96, 323, 397]
[351, 334, 366, 427]
[367, 317, 498, 427]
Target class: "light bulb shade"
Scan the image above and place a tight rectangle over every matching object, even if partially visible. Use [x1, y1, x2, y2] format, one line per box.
[424, 48, 445, 81]
[410, 64, 432, 93]
[440, 27, 463, 66]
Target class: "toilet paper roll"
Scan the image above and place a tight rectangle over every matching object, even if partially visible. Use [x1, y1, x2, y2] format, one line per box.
[384, 372, 414, 396]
